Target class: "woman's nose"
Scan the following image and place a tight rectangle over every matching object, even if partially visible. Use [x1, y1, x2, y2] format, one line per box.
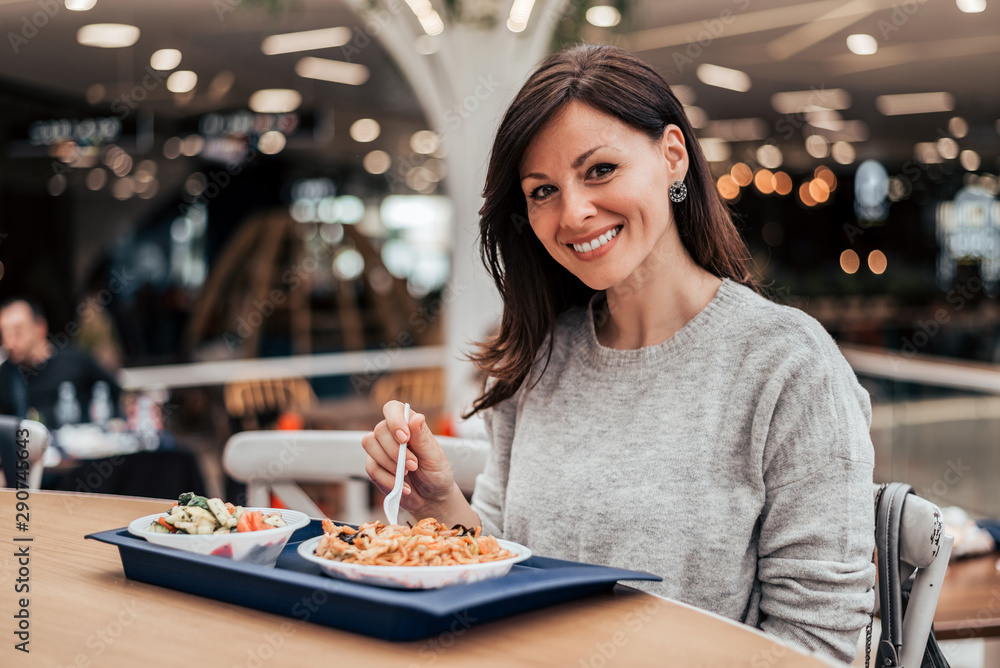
[558, 184, 597, 229]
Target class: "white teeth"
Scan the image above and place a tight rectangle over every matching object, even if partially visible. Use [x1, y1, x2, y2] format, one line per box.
[572, 226, 620, 253]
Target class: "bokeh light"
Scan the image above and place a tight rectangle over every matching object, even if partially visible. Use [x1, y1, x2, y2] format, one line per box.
[840, 249, 860, 274]
[717, 174, 740, 200]
[868, 250, 887, 274]
[754, 168, 774, 194]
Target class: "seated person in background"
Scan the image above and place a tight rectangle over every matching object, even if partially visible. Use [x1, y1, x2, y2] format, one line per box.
[0, 297, 121, 427]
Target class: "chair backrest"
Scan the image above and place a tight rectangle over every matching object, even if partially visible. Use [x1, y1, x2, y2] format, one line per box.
[873, 482, 954, 668]
[222, 429, 489, 524]
[370, 369, 446, 420]
[0, 418, 50, 490]
[223, 376, 317, 429]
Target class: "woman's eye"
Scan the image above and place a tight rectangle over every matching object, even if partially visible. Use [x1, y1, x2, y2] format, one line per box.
[529, 184, 556, 201]
[589, 163, 617, 179]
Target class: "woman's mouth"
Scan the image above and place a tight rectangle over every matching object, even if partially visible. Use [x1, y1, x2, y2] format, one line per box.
[570, 225, 622, 254]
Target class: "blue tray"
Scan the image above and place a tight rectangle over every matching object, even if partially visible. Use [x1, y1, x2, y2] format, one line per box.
[87, 519, 661, 641]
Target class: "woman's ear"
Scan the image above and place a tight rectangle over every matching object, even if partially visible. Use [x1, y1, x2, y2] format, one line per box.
[659, 124, 688, 182]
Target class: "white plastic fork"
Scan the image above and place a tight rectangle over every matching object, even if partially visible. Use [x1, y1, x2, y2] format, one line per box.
[382, 402, 410, 526]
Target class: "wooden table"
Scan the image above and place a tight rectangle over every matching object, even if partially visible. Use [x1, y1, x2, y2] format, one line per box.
[0, 491, 831, 667]
[936, 553, 1000, 640]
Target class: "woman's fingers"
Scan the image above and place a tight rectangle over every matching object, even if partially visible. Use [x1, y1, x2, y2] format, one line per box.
[365, 456, 413, 496]
[384, 400, 410, 442]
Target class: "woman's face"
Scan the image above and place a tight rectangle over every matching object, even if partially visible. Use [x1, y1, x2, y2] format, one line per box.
[519, 100, 688, 292]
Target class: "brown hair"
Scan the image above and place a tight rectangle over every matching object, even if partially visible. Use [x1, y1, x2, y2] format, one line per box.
[464, 44, 755, 418]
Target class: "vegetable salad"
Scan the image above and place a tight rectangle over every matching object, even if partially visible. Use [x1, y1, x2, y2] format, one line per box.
[148, 492, 287, 535]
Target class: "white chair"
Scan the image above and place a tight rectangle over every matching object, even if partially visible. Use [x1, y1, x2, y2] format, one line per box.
[872, 483, 954, 668]
[0, 419, 50, 490]
[222, 429, 489, 524]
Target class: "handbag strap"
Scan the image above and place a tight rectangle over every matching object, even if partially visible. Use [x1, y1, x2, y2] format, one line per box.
[865, 483, 886, 668]
[875, 482, 913, 668]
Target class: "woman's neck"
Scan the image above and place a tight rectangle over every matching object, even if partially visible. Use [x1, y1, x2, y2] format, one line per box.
[595, 252, 722, 350]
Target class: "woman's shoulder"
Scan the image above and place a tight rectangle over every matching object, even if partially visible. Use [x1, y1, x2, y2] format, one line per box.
[719, 281, 845, 368]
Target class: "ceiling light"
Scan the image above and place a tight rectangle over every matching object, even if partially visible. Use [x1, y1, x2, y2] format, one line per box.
[805, 134, 830, 159]
[771, 89, 851, 114]
[209, 71, 235, 100]
[846, 34, 877, 55]
[149, 48, 182, 71]
[410, 130, 439, 154]
[166, 71, 197, 93]
[807, 119, 869, 143]
[957, 0, 986, 12]
[948, 116, 968, 138]
[77, 24, 140, 48]
[350, 119, 380, 143]
[756, 144, 783, 169]
[363, 150, 392, 175]
[876, 92, 955, 115]
[85, 83, 105, 104]
[404, 0, 444, 35]
[65, 0, 97, 11]
[86, 168, 107, 190]
[936, 137, 959, 160]
[296, 57, 370, 85]
[163, 137, 183, 159]
[831, 141, 856, 165]
[960, 150, 981, 171]
[257, 131, 286, 155]
[586, 6, 621, 27]
[248, 89, 302, 113]
[805, 109, 844, 131]
[507, 0, 536, 32]
[261, 27, 352, 55]
[696, 64, 751, 92]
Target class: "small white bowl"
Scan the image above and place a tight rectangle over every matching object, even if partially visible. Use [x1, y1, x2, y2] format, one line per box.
[296, 536, 532, 589]
[128, 508, 310, 568]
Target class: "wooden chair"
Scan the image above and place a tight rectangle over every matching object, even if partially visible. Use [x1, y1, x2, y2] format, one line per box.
[370, 368, 445, 419]
[223, 376, 317, 430]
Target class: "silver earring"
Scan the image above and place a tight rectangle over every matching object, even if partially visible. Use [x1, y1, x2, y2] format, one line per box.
[669, 180, 687, 203]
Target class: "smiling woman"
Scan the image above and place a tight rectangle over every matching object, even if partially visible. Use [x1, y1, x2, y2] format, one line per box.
[361, 45, 876, 666]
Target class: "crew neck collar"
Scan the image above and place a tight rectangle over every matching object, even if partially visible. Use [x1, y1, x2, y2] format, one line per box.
[575, 278, 746, 367]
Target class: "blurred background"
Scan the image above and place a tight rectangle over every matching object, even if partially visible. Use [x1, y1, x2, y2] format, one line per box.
[0, 0, 998, 532]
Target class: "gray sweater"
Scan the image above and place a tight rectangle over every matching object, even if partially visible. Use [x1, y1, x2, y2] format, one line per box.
[470, 279, 876, 665]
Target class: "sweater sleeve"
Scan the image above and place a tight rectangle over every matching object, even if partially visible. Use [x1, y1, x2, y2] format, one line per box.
[469, 390, 519, 538]
[754, 347, 876, 665]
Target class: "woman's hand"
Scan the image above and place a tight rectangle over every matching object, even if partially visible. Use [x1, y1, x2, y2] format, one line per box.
[362, 401, 456, 517]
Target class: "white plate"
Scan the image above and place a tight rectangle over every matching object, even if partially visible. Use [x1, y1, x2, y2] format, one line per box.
[296, 535, 532, 589]
[128, 508, 310, 568]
